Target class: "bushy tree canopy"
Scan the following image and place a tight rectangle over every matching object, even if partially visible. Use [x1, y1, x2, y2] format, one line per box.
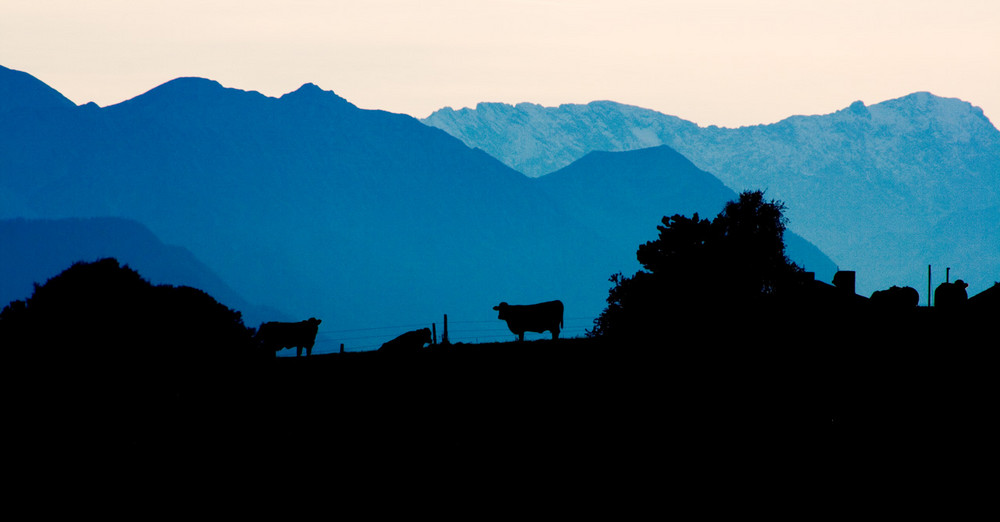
[1, 258, 258, 362]
[590, 190, 802, 337]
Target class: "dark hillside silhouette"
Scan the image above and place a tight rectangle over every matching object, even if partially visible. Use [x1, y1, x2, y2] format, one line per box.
[3, 261, 995, 488]
[1, 258, 273, 461]
[969, 282, 999, 310]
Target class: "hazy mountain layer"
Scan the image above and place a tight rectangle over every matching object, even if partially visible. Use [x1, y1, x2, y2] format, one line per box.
[0, 72, 573, 348]
[0, 65, 838, 348]
[424, 95, 1000, 299]
[0, 217, 278, 327]
[534, 146, 836, 280]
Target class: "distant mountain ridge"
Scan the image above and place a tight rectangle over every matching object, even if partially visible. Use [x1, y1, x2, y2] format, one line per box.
[0, 66, 75, 114]
[534, 146, 836, 279]
[1, 67, 574, 348]
[425, 100, 700, 177]
[3, 65, 835, 349]
[423, 94, 1000, 300]
[0, 217, 283, 325]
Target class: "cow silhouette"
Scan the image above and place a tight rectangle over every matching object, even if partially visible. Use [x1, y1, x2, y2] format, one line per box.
[379, 328, 432, 354]
[493, 300, 563, 341]
[870, 285, 920, 310]
[935, 280, 969, 309]
[256, 318, 322, 357]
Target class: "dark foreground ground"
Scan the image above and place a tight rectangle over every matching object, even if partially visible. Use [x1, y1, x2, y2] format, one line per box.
[7, 325, 997, 510]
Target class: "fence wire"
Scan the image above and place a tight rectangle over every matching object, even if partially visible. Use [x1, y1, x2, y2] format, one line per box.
[281, 316, 596, 355]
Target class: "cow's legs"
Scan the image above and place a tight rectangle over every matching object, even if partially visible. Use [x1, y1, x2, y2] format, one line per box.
[296, 346, 303, 357]
[551, 328, 559, 340]
[518, 332, 525, 342]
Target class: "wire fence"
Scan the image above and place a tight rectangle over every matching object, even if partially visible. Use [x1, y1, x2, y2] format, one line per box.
[293, 316, 596, 355]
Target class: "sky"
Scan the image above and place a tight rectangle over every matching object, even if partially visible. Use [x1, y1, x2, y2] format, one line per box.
[2, 0, 998, 128]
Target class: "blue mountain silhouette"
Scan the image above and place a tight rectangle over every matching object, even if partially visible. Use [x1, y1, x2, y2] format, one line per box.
[424, 96, 1000, 300]
[0, 65, 75, 114]
[535, 146, 835, 279]
[0, 217, 281, 327]
[0, 66, 837, 348]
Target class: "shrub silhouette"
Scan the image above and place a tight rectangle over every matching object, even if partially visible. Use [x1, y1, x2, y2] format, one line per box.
[1, 258, 257, 366]
[590, 190, 802, 338]
[0, 258, 272, 458]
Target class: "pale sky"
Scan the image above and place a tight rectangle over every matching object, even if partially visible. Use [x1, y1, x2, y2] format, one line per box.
[2, 0, 998, 128]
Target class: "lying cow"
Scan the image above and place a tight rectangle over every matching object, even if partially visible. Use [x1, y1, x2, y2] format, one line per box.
[493, 300, 563, 341]
[379, 328, 432, 354]
[870, 285, 920, 310]
[256, 318, 322, 357]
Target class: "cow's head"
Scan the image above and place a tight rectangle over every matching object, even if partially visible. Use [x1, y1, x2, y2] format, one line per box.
[308, 317, 322, 326]
[493, 302, 508, 319]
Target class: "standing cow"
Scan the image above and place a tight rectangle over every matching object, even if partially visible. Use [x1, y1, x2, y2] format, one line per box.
[256, 318, 322, 357]
[493, 300, 563, 341]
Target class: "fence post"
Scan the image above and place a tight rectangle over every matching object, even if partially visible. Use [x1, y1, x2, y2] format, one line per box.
[928, 265, 932, 307]
[442, 314, 450, 345]
[432, 323, 437, 345]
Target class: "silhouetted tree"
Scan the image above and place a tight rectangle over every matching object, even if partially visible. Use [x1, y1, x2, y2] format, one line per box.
[1, 259, 270, 459]
[0, 257, 261, 378]
[590, 190, 802, 338]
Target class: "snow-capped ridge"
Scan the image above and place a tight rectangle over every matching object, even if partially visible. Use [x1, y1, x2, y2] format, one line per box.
[420, 91, 1000, 301]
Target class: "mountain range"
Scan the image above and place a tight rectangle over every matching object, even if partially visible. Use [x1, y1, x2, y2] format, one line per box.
[2, 65, 837, 349]
[0, 68, 583, 347]
[423, 96, 1000, 300]
[0, 217, 280, 327]
[7, 63, 988, 351]
[532, 145, 834, 282]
